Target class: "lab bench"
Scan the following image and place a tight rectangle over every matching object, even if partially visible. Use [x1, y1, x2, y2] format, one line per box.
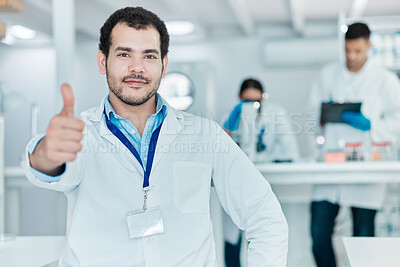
[0, 235, 65, 267]
[4, 166, 67, 236]
[256, 161, 400, 185]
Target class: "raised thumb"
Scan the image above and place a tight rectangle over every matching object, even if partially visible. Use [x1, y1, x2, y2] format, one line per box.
[60, 83, 75, 117]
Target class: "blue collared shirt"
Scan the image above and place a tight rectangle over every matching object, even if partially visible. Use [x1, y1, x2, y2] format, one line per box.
[28, 94, 167, 182]
[104, 94, 167, 165]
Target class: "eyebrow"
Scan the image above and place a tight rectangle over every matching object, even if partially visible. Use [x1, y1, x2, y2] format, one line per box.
[143, 49, 160, 55]
[113, 47, 160, 55]
[114, 47, 132, 53]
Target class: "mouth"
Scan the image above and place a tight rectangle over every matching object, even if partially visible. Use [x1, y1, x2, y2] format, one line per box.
[123, 79, 148, 87]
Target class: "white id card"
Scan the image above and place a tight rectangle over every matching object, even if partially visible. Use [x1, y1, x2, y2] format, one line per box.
[126, 206, 164, 239]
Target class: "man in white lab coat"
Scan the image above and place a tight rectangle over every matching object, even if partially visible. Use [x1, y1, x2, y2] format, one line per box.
[309, 22, 400, 267]
[24, 7, 288, 267]
[223, 78, 299, 267]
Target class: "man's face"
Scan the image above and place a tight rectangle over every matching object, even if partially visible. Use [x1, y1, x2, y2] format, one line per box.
[97, 23, 168, 106]
[240, 88, 263, 102]
[345, 37, 371, 72]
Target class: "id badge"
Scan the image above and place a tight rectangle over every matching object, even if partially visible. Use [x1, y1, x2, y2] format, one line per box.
[126, 206, 164, 239]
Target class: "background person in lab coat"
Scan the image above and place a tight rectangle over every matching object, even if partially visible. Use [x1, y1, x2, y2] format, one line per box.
[224, 78, 299, 162]
[223, 78, 299, 267]
[309, 22, 400, 267]
[24, 7, 288, 267]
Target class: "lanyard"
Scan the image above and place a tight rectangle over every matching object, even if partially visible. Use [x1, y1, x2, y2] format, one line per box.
[104, 112, 163, 210]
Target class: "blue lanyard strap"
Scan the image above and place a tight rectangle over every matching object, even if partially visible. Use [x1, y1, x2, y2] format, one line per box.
[104, 112, 163, 188]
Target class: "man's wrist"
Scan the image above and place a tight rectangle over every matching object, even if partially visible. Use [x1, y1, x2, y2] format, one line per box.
[28, 138, 65, 176]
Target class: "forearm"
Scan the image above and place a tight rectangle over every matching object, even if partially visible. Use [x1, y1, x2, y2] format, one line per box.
[24, 135, 85, 192]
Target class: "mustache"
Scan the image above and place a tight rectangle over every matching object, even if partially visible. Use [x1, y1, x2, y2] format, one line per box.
[122, 74, 150, 83]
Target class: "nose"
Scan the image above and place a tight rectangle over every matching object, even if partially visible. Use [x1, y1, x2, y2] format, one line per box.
[128, 57, 145, 73]
[346, 51, 355, 61]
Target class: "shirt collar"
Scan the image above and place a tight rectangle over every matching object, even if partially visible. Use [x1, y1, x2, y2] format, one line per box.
[104, 93, 167, 120]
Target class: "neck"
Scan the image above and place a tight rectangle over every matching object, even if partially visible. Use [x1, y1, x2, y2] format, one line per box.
[109, 94, 157, 137]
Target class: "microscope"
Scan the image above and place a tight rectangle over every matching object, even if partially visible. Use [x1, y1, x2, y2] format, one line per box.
[232, 101, 267, 162]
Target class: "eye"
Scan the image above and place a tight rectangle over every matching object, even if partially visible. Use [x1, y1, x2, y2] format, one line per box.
[118, 53, 129, 57]
[145, 54, 157, 59]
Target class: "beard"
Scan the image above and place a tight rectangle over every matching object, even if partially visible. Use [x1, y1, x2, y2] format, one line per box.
[346, 56, 367, 71]
[106, 71, 162, 106]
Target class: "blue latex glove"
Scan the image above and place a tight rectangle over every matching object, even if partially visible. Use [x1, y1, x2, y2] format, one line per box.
[341, 110, 371, 131]
[224, 102, 243, 131]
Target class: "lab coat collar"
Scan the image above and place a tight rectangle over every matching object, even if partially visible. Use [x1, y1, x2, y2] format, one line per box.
[86, 93, 183, 168]
[152, 97, 183, 168]
[89, 96, 107, 122]
[91, 97, 117, 145]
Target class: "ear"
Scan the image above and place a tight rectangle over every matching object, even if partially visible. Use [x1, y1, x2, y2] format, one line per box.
[367, 41, 372, 50]
[97, 50, 107, 74]
[161, 55, 169, 78]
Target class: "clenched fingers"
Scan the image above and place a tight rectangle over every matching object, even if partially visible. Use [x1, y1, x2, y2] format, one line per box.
[49, 115, 85, 131]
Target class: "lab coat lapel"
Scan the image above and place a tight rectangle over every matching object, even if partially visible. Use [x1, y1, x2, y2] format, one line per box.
[88, 97, 121, 147]
[152, 107, 182, 169]
[87, 98, 144, 171]
[99, 119, 120, 145]
[99, 119, 145, 172]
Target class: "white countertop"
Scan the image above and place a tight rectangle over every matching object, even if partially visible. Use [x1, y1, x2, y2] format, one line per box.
[0, 236, 65, 267]
[256, 161, 400, 172]
[342, 237, 400, 267]
[256, 161, 400, 185]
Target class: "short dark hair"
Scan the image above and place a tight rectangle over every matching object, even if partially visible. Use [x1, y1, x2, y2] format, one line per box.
[239, 78, 264, 96]
[345, 22, 370, 41]
[99, 7, 170, 59]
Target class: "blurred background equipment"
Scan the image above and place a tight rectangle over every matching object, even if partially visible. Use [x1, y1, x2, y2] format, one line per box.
[0, 81, 25, 235]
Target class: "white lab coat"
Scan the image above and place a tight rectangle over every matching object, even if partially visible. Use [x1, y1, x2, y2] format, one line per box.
[223, 102, 299, 244]
[228, 102, 300, 162]
[258, 103, 300, 161]
[308, 58, 400, 209]
[25, 97, 288, 267]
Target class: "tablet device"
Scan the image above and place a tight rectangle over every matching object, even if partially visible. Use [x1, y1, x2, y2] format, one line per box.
[320, 102, 362, 125]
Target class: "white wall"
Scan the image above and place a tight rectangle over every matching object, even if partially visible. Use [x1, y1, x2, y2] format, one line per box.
[168, 36, 339, 157]
[0, 47, 57, 166]
[74, 40, 108, 114]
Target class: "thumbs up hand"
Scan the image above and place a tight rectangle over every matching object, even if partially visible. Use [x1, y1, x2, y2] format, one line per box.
[29, 84, 85, 176]
[60, 83, 76, 117]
